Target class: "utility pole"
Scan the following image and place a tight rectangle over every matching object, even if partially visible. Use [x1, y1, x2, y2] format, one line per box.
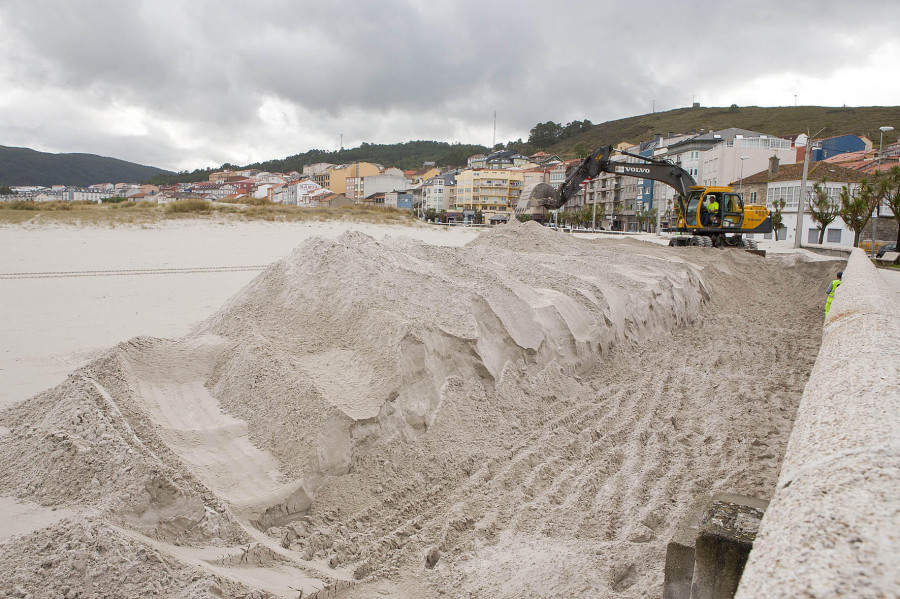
[794, 127, 825, 248]
[794, 141, 812, 248]
[493, 111, 497, 149]
[873, 126, 894, 256]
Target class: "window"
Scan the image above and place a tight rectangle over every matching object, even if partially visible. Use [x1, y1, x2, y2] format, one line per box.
[808, 228, 819, 244]
[826, 228, 841, 243]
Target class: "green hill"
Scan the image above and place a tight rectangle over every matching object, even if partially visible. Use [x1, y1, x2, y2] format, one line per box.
[548, 105, 900, 156]
[0, 145, 171, 187]
[148, 140, 491, 186]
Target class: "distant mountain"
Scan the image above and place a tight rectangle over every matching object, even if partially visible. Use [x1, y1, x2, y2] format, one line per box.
[548, 105, 900, 155]
[0, 145, 172, 187]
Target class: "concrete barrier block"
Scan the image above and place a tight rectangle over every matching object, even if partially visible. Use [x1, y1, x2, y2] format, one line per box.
[664, 494, 767, 599]
[664, 496, 712, 599]
[691, 495, 768, 599]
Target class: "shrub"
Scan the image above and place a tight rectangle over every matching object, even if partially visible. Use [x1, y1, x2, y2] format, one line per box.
[101, 196, 128, 203]
[164, 199, 211, 214]
[2, 200, 39, 210]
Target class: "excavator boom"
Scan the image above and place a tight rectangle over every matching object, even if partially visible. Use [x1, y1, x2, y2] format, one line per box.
[543, 146, 696, 210]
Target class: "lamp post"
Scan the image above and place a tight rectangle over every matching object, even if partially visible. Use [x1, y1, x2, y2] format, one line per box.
[739, 156, 750, 200]
[872, 126, 894, 257]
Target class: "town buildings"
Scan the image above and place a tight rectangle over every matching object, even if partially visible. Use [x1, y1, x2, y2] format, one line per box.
[737, 160, 865, 246]
[4, 121, 898, 244]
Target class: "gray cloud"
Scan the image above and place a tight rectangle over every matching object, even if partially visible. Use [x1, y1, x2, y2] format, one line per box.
[1, 0, 899, 171]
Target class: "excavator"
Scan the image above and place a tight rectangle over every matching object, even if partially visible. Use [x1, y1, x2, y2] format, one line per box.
[518, 146, 772, 251]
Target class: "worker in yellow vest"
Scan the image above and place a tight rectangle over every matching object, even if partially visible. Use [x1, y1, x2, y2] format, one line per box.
[707, 197, 720, 226]
[825, 271, 843, 318]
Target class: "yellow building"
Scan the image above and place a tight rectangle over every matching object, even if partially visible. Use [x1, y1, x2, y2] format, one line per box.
[314, 162, 380, 194]
[454, 168, 524, 221]
[405, 167, 440, 186]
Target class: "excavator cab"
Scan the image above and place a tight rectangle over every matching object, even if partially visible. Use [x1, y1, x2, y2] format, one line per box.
[682, 187, 743, 229]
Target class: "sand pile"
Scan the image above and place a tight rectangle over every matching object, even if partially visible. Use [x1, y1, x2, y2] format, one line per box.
[0, 221, 840, 598]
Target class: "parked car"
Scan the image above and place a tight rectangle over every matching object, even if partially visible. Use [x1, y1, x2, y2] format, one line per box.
[877, 244, 897, 258]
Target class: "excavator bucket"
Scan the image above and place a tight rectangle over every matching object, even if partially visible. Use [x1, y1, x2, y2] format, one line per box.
[519, 182, 560, 210]
[514, 182, 561, 222]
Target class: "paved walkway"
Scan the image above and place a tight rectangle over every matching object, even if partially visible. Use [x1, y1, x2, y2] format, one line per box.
[879, 267, 900, 296]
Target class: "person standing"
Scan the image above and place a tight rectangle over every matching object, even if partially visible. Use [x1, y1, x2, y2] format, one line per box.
[825, 271, 843, 318]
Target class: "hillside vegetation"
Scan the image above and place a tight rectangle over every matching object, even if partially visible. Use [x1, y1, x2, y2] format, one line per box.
[148, 141, 491, 186]
[0, 145, 171, 187]
[548, 105, 900, 156]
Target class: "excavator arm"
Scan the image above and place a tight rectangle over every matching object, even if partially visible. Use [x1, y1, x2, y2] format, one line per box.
[539, 145, 697, 210]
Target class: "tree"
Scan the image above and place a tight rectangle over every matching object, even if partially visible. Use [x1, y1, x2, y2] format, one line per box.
[528, 121, 562, 148]
[590, 202, 606, 229]
[770, 198, 786, 240]
[424, 208, 437, 222]
[0, 186, 12, 195]
[516, 213, 532, 223]
[636, 207, 654, 232]
[839, 179, 878, 247]
[578, 206, 593, 227]
[573, 143, 589, 159]
[561, 119, 593, 139]
[473, 209, 484, 225]
[806, 181, 840, 244]
[611, 201, 624, 230]
[873, 166, 900, 247]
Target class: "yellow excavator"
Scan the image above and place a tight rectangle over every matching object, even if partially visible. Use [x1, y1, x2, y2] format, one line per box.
[519, 146, 772, 251]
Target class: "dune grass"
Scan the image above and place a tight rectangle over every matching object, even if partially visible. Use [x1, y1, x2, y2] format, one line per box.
[0, 199, 418, 226]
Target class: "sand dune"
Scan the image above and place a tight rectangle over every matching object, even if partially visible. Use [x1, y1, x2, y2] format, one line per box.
[0, 221, 839, 598]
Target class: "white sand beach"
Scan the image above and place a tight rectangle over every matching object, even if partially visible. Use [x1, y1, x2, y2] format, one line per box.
[0, 220, 841, 597]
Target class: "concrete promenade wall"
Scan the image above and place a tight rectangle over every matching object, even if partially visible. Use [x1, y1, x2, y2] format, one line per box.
[798, 242, 853, 258]
[736, 249, 900, 597]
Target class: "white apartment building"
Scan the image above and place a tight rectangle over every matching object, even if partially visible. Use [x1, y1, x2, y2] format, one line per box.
[421, 173, 456, 212]
[699, 135, 796, 188]
[271, 179, 325, 205]
[302, 163, 335, 177]
[346, 173, 408, 202]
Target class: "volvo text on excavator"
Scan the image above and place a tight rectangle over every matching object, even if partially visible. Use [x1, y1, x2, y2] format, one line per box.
[517, 146, 772, 250]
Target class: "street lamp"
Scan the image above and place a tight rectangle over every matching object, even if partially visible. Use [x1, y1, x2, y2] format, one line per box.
[739, 156, 750, 200]
[872, 126, 894, 256]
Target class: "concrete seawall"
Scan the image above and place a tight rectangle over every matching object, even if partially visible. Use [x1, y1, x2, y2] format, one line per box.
[736, 249, 900, 597]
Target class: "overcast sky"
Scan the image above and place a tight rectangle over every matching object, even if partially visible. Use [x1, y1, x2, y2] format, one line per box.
[1, 0, 899, 172]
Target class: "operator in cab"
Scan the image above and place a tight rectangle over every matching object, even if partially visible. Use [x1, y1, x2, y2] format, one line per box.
[701, 194, 720, 226]
[706, 195, 720, 226]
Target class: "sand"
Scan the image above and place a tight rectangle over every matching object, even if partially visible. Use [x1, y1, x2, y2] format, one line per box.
[0, 220, 840, 598]
[0, 220, 479, 408]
